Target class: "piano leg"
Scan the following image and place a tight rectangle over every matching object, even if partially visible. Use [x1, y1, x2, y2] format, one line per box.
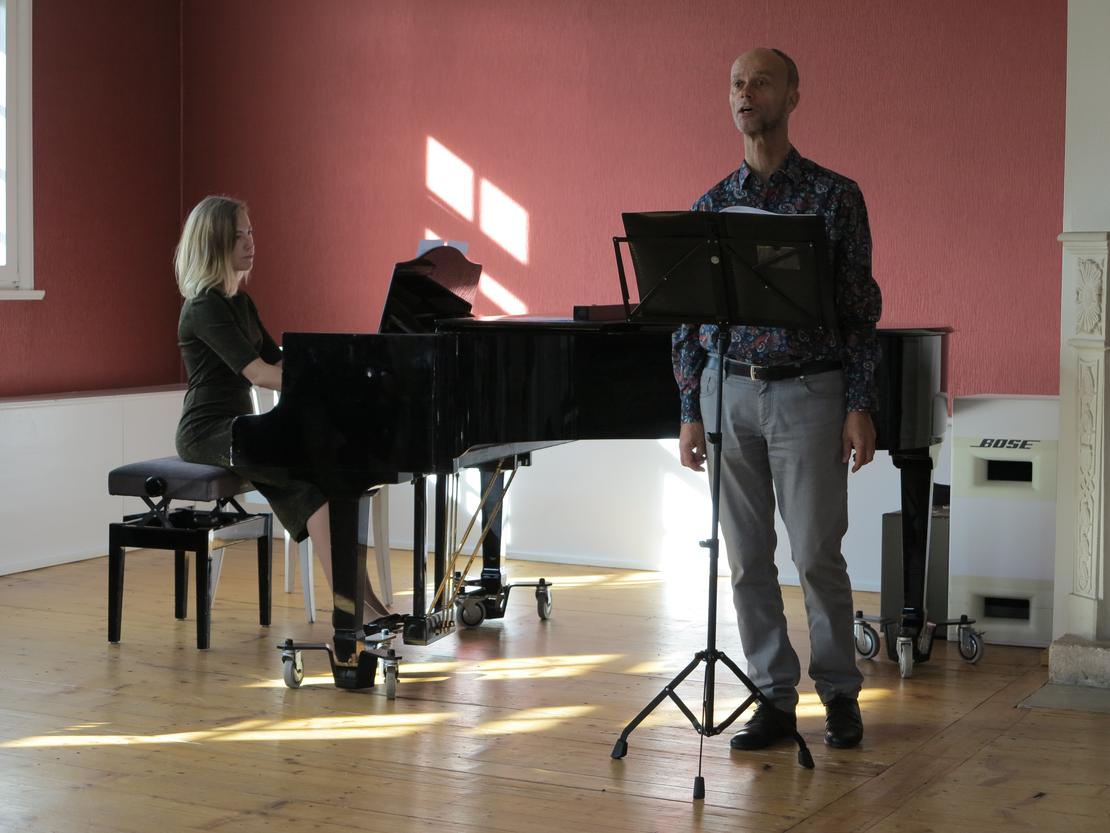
[276, 496, 397, 691]
[403, 476, 453, 645]
[326, 494, 377, 688]
[888, 447, 937, 668]
[410, 476, 427, 620]
[479, 469, 505, 592]
[434, 475, 448, 613]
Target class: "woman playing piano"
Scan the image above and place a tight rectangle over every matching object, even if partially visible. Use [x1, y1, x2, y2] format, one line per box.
[173, 195, 391, 620]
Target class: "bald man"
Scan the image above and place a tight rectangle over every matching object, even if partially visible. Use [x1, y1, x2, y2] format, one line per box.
[672, 48, 882, 750]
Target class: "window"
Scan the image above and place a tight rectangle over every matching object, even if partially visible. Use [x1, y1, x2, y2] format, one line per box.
[0, 0, 35, 299]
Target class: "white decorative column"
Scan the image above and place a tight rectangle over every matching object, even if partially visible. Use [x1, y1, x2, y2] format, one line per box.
[1052, 232, 1110, 687]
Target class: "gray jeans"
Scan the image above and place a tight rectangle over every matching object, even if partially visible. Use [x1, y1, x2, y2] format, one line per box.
[702, 364, 863, 710]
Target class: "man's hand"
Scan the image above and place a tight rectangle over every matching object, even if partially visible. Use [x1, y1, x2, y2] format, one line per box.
[842, 411, 876, 473]
[679, 422, 708, 471]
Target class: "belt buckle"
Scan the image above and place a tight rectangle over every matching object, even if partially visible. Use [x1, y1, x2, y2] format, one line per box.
[749, 364, 762, 380]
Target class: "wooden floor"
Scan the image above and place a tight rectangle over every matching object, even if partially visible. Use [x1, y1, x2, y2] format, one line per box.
[1, 545, 1107, 833]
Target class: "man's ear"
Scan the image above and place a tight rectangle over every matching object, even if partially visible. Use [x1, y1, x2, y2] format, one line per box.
[787, 88, 800, 114]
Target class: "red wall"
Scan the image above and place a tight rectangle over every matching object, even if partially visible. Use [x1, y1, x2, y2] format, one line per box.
[2, 1, 1067, 400]
[0, 0, 181, 398]
[182, 0, 1067, 399]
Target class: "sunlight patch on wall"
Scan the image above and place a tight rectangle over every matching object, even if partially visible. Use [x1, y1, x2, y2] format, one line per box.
[425, 135, 532, 311]
[479, 178, 529, 264]
[426, 137, 474, 220]
[479, 271, 528, 315]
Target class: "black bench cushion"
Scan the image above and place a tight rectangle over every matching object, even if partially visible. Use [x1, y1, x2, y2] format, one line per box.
[108, 456, 250, 502]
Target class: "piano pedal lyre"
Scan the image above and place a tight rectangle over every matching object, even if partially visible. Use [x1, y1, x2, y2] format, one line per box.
[435, 462, 556, 628]
[428, 608, 455, 636]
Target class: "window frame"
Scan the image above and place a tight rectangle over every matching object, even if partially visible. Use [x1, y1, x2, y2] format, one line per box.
[0, 0, 37, 300]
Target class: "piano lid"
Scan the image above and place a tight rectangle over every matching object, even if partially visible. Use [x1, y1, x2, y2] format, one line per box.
[379, 245, 483, 334]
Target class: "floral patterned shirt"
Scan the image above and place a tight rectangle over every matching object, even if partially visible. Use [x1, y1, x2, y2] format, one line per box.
[672, 147, 882, 422]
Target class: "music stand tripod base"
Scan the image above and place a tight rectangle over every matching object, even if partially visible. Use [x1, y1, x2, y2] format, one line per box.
[608, 646, 814, 768]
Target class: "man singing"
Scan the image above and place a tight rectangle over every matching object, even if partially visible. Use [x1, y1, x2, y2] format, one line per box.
[673, 48, 882, 750]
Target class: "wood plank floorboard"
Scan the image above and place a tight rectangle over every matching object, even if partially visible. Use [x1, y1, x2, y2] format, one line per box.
[0, 544, 1090, 832]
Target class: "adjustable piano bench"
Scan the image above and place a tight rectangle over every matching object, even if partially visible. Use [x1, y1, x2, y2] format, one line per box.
[107, 456, 273, 649]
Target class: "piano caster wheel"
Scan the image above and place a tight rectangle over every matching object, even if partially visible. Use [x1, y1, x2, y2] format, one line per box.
[897, 637, 914, 679]
[383, 662, 399, 700]
[282, 650, 305, 689]
[536, 584, 553, 620]
[958, 628, 984, 665]
[853, 621, 880, 659]
[459, 598, 486, 628]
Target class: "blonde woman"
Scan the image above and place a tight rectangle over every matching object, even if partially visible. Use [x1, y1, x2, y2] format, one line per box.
[174, 195, 390, 621]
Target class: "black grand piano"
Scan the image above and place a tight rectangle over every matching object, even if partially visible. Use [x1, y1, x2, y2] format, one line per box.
[232, 246, 953, 691]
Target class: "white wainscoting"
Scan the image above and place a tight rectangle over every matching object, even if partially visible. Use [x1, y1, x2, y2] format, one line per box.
[0, 386, 186, 575]
[381, 428, 953, 592]
[1, 385, 949, 593]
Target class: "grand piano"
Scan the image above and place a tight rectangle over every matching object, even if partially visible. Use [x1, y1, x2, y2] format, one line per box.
[232, 246, 951, 690]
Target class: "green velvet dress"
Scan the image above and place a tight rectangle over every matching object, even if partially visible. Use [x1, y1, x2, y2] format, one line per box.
[175, 289, 324, 542]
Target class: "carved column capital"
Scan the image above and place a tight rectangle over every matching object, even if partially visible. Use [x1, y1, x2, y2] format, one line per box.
[1075, 258, 1104, 337]
[1060, 233, 1110, 347]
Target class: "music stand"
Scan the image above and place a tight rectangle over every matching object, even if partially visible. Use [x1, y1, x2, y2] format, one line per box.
[610, 210, 836, 798]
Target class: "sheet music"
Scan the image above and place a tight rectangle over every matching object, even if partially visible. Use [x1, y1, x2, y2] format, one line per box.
[720, 205, 779, 216]
[720, 206, 807, 268]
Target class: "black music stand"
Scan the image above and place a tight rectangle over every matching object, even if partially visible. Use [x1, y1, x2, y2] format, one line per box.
[610, 210, 836, 798]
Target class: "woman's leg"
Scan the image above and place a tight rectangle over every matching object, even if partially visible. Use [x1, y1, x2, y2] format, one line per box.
[306, 502, 393, 621]
[305, 502, 332, 584]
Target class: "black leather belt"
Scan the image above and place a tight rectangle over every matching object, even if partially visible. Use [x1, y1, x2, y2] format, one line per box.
[706, 356, 842, 381]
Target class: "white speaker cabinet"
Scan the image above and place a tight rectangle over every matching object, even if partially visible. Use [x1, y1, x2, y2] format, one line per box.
[950, 395, 1059, 646]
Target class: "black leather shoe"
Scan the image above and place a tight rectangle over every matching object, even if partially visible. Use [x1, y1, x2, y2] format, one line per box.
[824, 696, 863, 748]
[729, 703, 797, 750]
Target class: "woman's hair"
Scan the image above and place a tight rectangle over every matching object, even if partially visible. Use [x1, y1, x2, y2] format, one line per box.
[174, 195, 247, 298]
